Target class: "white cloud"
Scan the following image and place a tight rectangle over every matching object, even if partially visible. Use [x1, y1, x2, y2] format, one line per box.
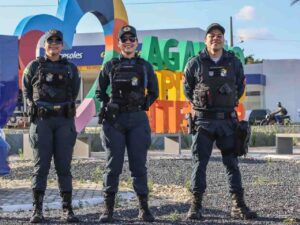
[235, 6, 255, 21]
[237, 28, 273, 42]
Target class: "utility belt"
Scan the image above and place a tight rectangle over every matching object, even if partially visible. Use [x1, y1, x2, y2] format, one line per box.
[98, 103, 144, 126]
[119, 105, 144, 113]
[195, 111, 236, 120]
[36, 103, 76, 119]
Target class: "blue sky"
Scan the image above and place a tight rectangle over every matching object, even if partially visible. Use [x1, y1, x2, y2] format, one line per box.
[0, 0, 299, 60]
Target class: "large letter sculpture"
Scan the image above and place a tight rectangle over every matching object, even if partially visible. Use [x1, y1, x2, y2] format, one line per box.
[14, 0, 128, 132]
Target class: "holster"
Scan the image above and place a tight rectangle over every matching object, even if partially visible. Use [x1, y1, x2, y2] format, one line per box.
[37, 107, 48, 119]
[98, 103, 107, 125]
[65, 102, 76, 118]
[185, 113, 195, 135]
[28, 105, 37, 123]
[235, 120, 251, 156]
[98, 102, 120, 125]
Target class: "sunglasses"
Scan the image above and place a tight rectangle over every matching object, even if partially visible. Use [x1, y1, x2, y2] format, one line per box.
[120, 36, 137, 43]
[46, 38, 63, 45]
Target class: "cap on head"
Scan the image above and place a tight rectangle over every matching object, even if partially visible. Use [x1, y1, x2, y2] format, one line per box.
[118, 25, 137, 39]
[278, 102, 282, 107]
[205, 23, 225, 36]
[44, 29, 63, 41]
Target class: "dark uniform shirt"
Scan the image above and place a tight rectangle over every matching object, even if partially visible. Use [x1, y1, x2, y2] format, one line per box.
[23, 56, 81, 104]
[183, 48, 245, 136]
[96, 54, 159, 106]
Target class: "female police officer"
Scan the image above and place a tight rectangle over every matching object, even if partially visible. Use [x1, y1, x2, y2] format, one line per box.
[96, 25, 158, 223]
[23, 29, 80, 223]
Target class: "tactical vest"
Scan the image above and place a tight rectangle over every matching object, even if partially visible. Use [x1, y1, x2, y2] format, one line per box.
[110, 58, 146, 107]
[32, 57, 73, 103]
[193, 58, 237, 110]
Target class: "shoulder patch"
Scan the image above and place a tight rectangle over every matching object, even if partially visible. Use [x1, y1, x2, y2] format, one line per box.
[23, 67, 30, 76]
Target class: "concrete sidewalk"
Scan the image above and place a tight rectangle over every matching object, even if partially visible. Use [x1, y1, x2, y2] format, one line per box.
[0, 182, 135, 212]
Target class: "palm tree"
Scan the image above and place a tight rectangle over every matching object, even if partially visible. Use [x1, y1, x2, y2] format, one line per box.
[291, 0, 299, 5]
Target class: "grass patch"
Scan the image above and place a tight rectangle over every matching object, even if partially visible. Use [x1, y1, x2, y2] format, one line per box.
[283, 217, 299, 225]
[115, 194, 121, 208]
[184, 179, 191, 191]
[253, 176, 271, 186]
[166, 210, 180, 221]
[91, 167, 103, 183]
[126, 176, 132, 188]
[148, 179, 154, 193]
[18, 148, 24, 160]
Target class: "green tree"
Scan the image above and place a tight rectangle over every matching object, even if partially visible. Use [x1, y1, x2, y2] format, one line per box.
[245, 54, 263, 64]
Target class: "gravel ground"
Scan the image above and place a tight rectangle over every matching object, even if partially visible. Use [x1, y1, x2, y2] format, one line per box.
[0, 156, 299, 225]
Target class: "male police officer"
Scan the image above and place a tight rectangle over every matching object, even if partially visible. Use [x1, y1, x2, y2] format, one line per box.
[183, 23, 257, 220]
[96, 25, 158, 223]
[23, 29, 80, 223]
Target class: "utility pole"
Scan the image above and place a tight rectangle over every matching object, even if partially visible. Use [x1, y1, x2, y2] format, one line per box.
[230, 16, 233, 47]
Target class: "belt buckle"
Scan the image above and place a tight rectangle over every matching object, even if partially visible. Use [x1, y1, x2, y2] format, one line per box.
[53, 105, 61, 112]
[216, 112, 225, 119]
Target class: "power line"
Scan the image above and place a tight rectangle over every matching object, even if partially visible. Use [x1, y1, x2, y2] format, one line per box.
[237, 36, 300, 43]
[125, 0, 219, 5]
[0, 5, 55, 7]
[0, 0, 219, 7]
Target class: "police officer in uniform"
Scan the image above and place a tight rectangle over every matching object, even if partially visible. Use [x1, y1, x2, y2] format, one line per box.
[183, 23, 257, 220]
[23, 29, 80, 223]
[96, 25, 158, 223]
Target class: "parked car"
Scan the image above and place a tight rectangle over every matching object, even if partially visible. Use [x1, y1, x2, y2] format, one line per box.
[6, 111, 29, 129]
[248, 109, 271, 125]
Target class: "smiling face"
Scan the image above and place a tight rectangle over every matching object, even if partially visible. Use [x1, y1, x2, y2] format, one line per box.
[44, 36, 63, 60]
[118, 33, 138, 58]
[205, 29, 224, 55]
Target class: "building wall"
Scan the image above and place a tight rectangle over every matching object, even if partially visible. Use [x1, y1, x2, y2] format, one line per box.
[263, 60, 300, 122]
[244, 60, 300, 122]
[244, 64, 266, 110]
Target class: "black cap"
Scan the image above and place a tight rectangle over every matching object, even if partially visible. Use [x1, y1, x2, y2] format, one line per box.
[118, 25, 137, 38]
[205, 23, 225, 35]
[44, 29, 63, 41]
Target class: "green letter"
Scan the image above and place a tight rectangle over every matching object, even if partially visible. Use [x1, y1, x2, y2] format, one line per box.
[193, 41, 206, 55]
[179, 40, 195, 72]
[160, 39, 179, 71]
[229, 46, 245, 65]
[141, 36, 163, 70]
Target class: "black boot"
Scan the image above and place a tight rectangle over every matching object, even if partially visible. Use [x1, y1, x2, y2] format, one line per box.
[30, 190, 45, 223]
[61, 192, 79, 223]
[231, 192, 257, 219]
[99, 192, 115, 223]
[137, 194, 155, 222]
[186, 192, 203, 220]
